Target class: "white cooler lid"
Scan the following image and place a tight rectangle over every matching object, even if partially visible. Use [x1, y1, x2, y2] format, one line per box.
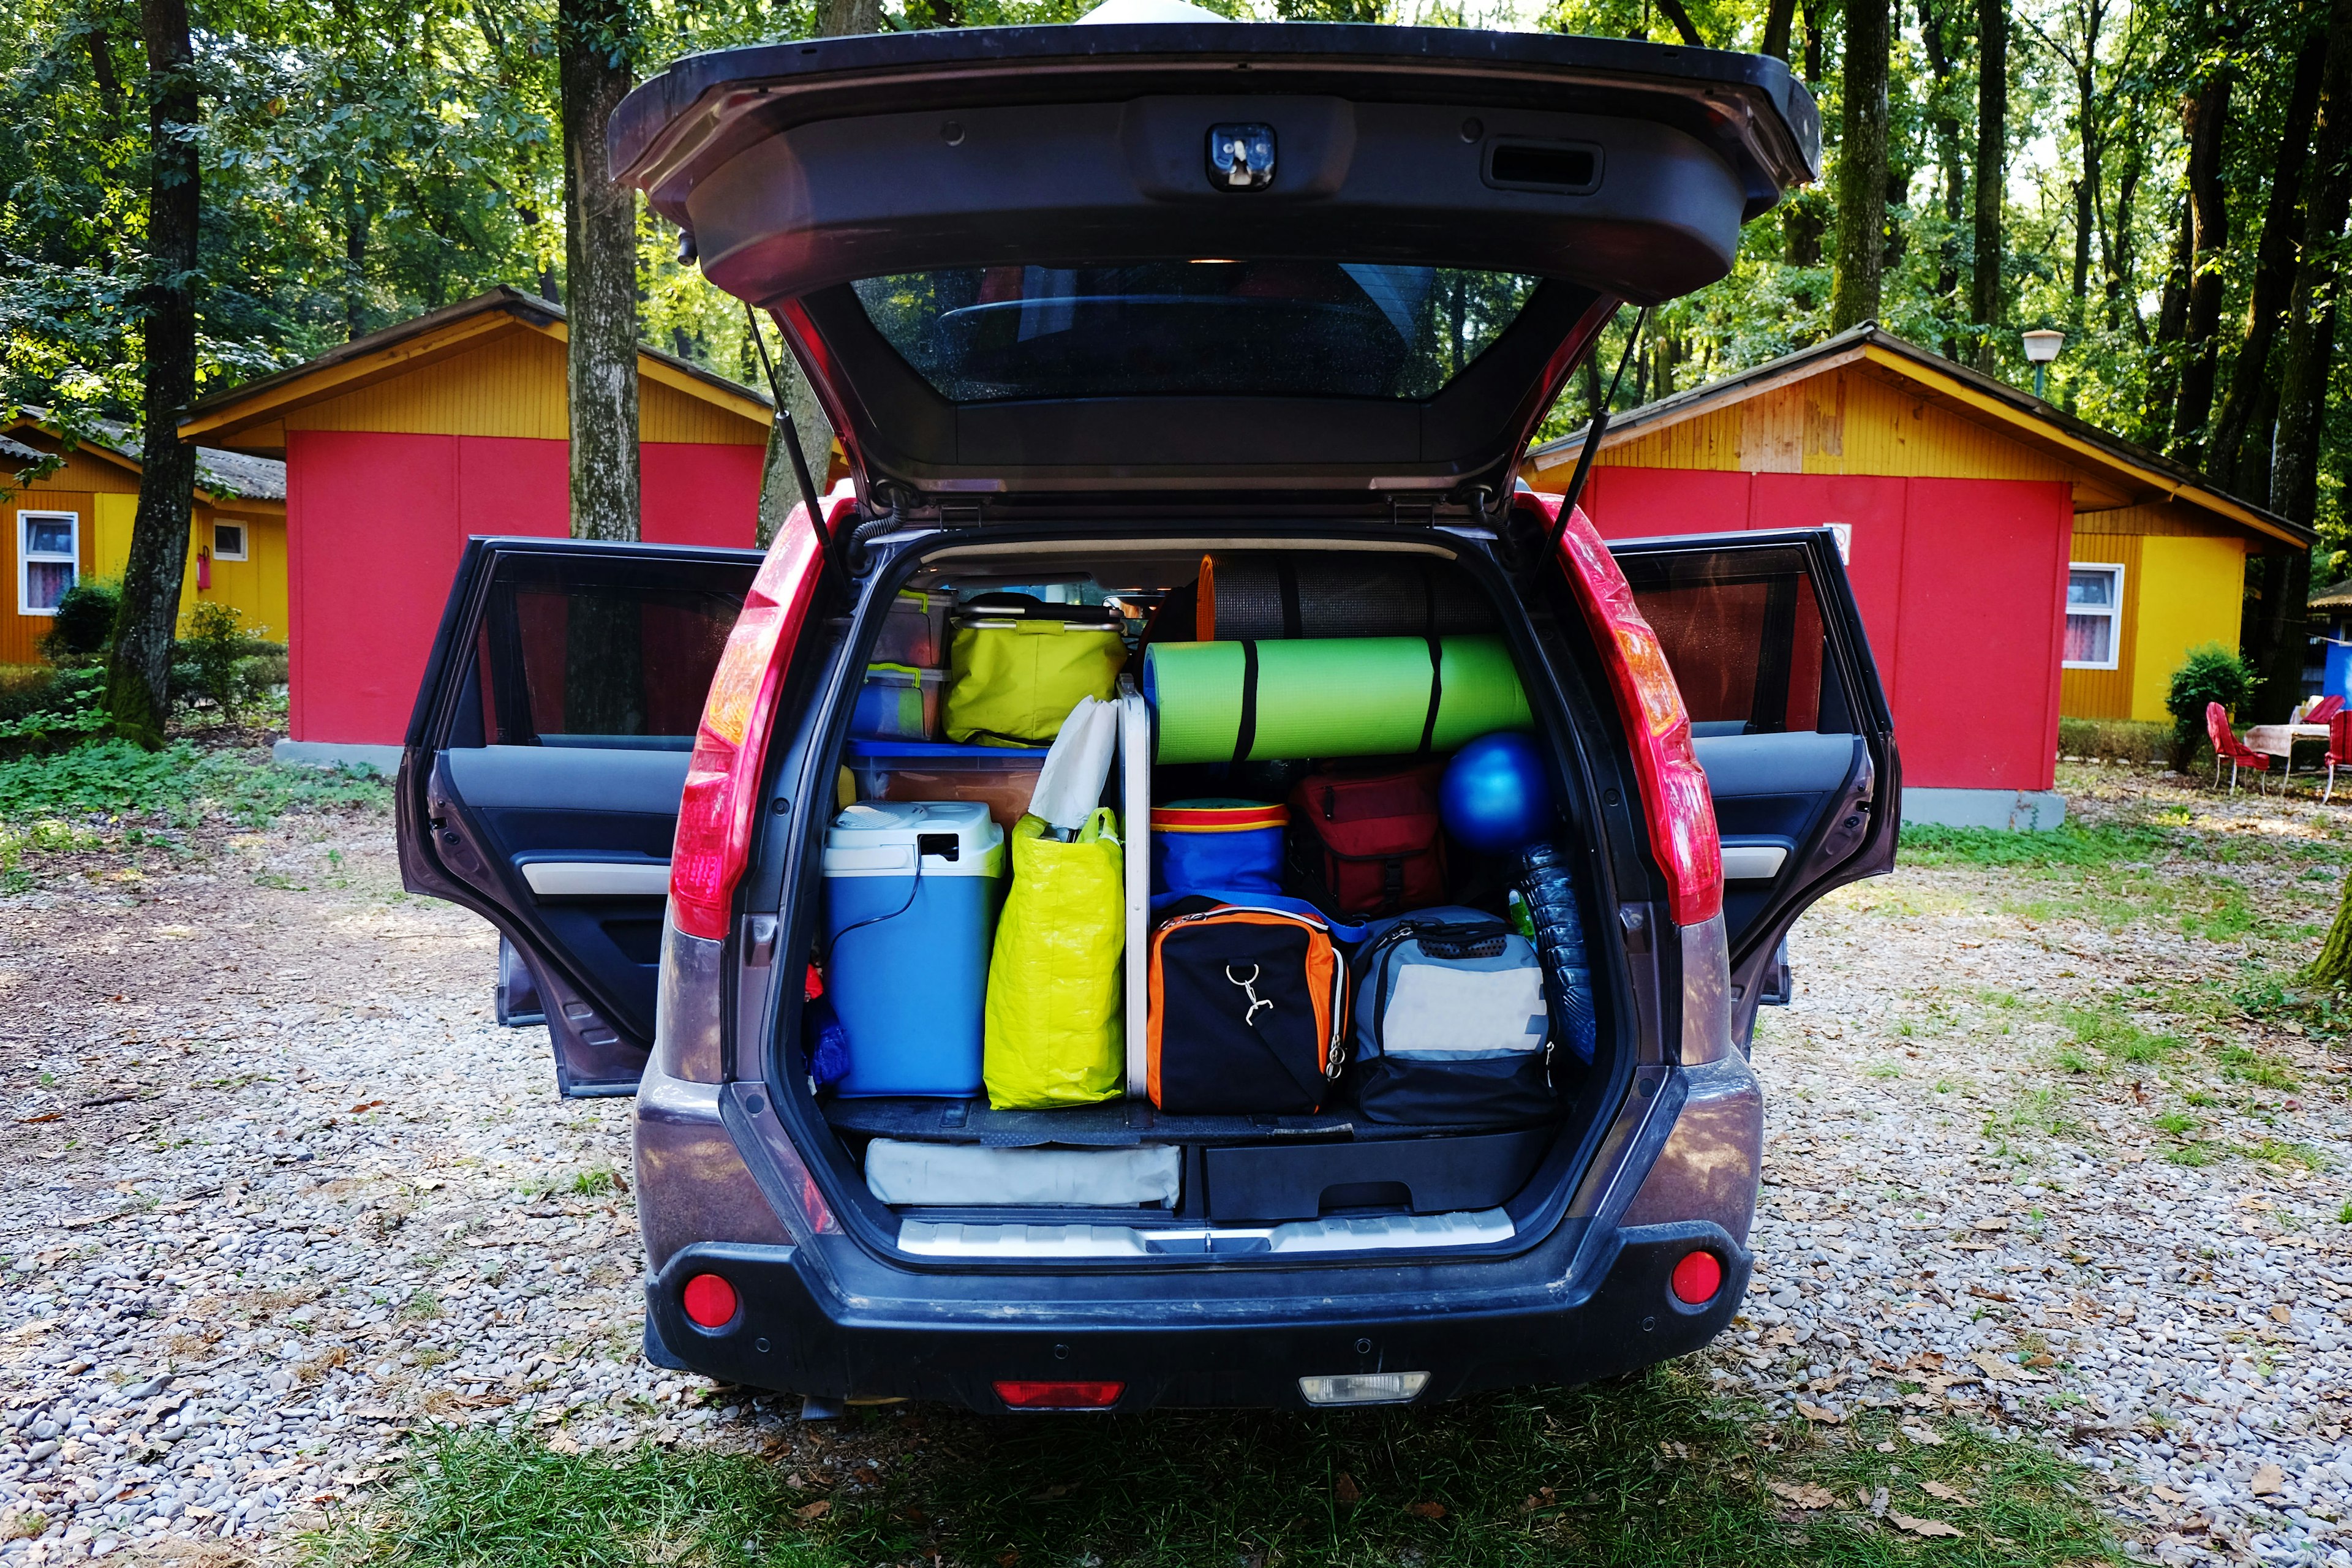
[823, 800, 1005, 876]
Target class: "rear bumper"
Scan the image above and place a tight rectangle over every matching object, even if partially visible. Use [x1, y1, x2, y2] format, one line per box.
[644, 1219, 1750, 1410]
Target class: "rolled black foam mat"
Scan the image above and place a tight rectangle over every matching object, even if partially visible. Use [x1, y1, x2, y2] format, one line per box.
[1200, 554, 1499, 641]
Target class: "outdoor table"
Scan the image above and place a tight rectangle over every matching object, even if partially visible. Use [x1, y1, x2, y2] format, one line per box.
[2243, 722, 2331, 783]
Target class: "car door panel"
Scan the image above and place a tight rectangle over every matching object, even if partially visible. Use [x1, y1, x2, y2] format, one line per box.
[1610, 529, 1897, 1044]
[398, 538, 763, 1096]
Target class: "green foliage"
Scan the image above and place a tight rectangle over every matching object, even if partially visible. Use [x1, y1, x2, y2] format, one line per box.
[0, 739, 385, 827]
[0, 666, 108, 754]
[1899, 821, 2169, 869]
[309, 1376, 2117, 1568]
[39, 577, 119, 662]
[2166, 644, 2260, 767]
[2057, 717, 2172, 766]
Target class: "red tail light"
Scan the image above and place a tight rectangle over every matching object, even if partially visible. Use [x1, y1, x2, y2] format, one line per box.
[1539, 498, 1724, 927]
[993, 1380, 1125, 1410]
[1670, 1250, 1724, 1305]
[681, 1272, 740, 1328]
[668, 490, 846, 941]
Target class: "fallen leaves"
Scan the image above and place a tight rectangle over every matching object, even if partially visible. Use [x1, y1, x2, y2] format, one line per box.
[1920, 1480, 1971, 1505]
[1891, 1512, 1964, 1538]
[1971, 1218, 2011, 1232]
[1406, 1501, 1448, 1520]
[1768, 1482, 1839, 1510]
[2250, 1464, 2285, 1498]
[1970, 1351, 2048, 1384]
[1900, 1424, 1945, 1446]
[2269, 1303, 2294, 1325]
[1332, 1472, 1360, 1504]
[1795, 1401, 1845, 1424]
[17, 1112, 63, 1125]
[795, 1499, 832, 1523]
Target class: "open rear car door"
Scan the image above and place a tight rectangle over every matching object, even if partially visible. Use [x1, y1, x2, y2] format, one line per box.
[1610, 528, 1899, 1042]
[397, 538, 763, 1095]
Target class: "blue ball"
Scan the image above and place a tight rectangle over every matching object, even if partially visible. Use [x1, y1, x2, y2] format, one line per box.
[1441, 732, 1556, 855]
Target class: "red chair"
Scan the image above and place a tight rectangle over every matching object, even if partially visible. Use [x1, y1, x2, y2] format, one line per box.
[2208, 702, 2272, 795]
[2326, 712, 2352, 804]
[2309, 695, 2345, 725]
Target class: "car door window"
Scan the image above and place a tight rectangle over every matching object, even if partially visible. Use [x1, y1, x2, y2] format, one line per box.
[463, 559, 748, 750]
[1618, 546, 1847, 738]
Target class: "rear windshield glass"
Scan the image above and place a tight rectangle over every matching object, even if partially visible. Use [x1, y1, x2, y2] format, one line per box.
[853, 262, 1540, 402]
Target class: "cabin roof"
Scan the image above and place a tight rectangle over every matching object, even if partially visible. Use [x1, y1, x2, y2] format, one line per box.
[1525, 321, 2310, 550]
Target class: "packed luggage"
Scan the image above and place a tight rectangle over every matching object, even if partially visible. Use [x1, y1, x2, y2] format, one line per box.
[805, 557, 1605, 1218]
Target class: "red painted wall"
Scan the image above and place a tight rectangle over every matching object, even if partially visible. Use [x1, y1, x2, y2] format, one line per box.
[285, 431, 761, 746]
[1581, 467, 2074, 793]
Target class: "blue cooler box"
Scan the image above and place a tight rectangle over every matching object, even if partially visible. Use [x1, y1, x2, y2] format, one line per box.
[822, 801, 1006, 1097]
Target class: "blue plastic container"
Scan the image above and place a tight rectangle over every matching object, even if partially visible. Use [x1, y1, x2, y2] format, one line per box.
[822, 801, 1006, 1098]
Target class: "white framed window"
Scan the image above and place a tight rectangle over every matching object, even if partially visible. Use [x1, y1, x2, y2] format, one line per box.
[17, 510, 78, 616]
[211, 520, 247, 561]
[2064, 562, 2125, 670]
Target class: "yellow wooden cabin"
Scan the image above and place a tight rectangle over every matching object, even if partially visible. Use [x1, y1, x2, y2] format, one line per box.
[1525, 325, 2307, 737]
[2, 417, 287, 666]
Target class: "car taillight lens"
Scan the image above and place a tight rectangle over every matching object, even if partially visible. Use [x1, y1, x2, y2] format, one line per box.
[993, 1380, 1125, 1411]
[681, 1272, 739, 1329]
[668, 491, 843, 941]
[1670, 1250, 1724, 1305]
[1541, 498, 1724, 927]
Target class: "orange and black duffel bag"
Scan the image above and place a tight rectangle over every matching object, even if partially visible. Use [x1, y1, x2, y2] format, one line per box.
[1145, 900, 1348, 1115]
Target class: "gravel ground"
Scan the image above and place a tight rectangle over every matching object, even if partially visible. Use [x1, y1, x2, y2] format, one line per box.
[2, 765, 2350, 1567]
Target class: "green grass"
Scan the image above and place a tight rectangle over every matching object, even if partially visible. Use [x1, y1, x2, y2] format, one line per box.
[1898, 823, 2170, 871]
[309, 1374, 2119, 1568]
[0, 738, 386, 827]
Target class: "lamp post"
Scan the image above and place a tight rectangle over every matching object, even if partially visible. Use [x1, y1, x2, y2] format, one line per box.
[2022, 328, 2065, 399]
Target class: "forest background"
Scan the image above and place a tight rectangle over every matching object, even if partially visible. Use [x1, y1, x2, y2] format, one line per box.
[4, 0, 2348, 726]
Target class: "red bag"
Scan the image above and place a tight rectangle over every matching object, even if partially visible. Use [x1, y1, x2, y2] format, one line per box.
[1286, 761, 1449, 921]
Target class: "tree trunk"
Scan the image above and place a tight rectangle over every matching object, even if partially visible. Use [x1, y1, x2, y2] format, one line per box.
[2071, 55, 2101, 301]
[1653, 0, 1705, 47]
[1830, 0, 1890, 330]
[105, 0, 202, 750]
[2108, 145, 2143, 340]
[2169, 66, 2234, 461]
[819, 0, 883, 34]
[1761, 0, 1798, 59]
[2310, 872, 2352, 988]
[2254, 0, 2352, 722]
[560, 0, 641, 543]
[86, 26, 124, 139]
[341, 167, 370, 341]
[1919, 0, 1966, 346]
[1970, 0, 2007, 368]
[2209, 23, 2326, 486]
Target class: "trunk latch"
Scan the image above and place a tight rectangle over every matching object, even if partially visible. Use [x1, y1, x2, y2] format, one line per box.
[1208, 124, 1275, 190]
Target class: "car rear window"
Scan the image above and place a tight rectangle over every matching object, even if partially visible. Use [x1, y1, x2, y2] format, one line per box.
[853, 262, 1541, 402]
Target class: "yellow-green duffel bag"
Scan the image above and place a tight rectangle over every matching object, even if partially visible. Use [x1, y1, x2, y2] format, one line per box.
[984, 810, 1125, 1110]
[944, 594, 1127, 747]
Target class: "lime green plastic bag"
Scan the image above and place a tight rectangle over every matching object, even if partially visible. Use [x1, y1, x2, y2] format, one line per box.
[984, 810, 1124, 1109]
[946, 620, 1126, 747]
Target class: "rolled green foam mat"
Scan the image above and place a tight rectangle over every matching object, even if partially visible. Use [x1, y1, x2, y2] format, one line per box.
[1144, 635, 1533, 764]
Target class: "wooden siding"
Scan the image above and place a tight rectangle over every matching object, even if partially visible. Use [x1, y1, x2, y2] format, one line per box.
[1597, 363, 2089, 488]
[281, 326, 765, 446]
[3, 490, 96, 665]
[2058, 536, 2141, 720]
[2073, 500, 2243, 540]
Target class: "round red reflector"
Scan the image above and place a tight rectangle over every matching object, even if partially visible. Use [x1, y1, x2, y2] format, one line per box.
[1670, 1250, 1723, 1305]
[682, 1272, 739, 1329]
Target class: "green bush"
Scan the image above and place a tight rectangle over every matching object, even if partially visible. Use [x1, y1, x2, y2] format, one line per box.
[39, 578, 120, 662]
[0, 666, 108, 756]
[2057, 715, 2173, 765]
[2166, 643, 2260, 771]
